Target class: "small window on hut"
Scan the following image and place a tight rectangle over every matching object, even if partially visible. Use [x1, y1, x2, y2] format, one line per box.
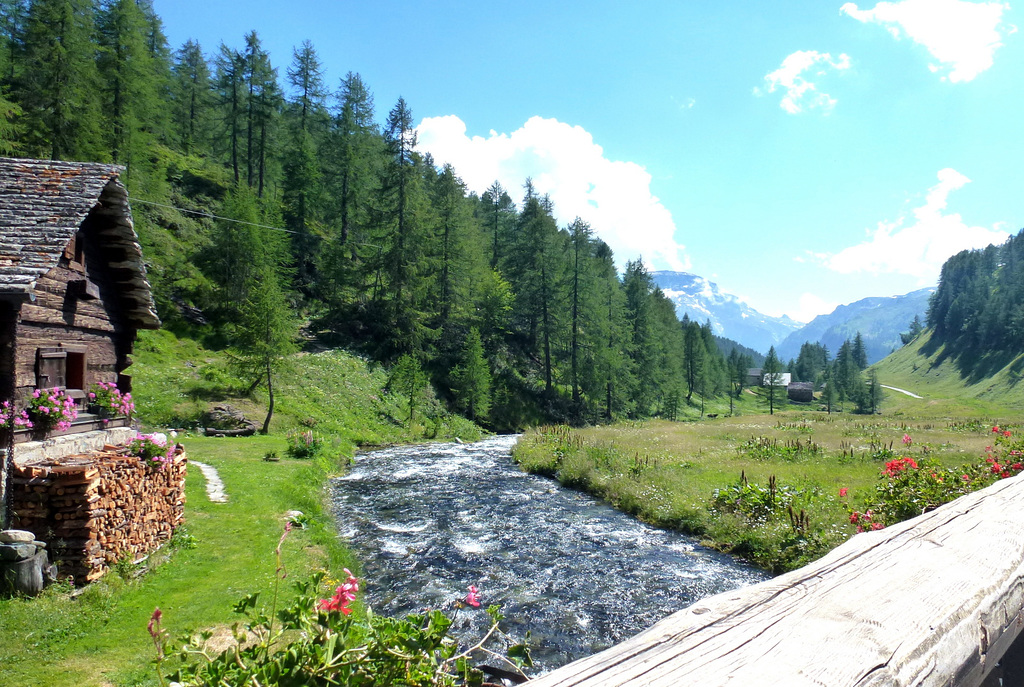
[37, 349, 66, 389]
[62, 231, 86, 272]
[36, 347, 86, 394]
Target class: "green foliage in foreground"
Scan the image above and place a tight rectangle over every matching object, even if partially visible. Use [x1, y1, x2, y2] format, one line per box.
[513, 413, 1003, 573]
[160, 570, 530, 687]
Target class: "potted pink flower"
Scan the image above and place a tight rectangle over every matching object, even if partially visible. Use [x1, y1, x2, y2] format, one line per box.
[25, 388, 78, 435]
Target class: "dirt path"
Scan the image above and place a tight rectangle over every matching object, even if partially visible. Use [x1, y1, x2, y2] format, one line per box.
[881, 384, 923, 399]
[190, 460, 228, 503]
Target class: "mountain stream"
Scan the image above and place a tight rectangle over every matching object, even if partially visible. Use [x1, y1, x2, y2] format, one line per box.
[329, 435, 770, 672]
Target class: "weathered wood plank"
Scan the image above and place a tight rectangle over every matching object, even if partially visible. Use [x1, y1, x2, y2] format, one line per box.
[530, 476, 1024, 687]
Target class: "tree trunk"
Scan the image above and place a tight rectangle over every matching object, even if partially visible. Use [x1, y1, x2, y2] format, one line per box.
[261, 358, 273, 434]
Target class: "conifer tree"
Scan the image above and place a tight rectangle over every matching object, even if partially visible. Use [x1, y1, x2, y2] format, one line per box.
[451, 328, 491, 423]
[218, 189, 298, 434]
[286, 39, 326, 135]
[567, 217, 593, 416]
[762, 346, 785, 415]
[17, 0, 103, 160]
[213, 42, 244, 183]
[242, 30, 278, 195]
[388, 354, 427, 425]
[852, 331, 869, 369]
[623, 260, 658, 416]
[482, 180, 515, 268]
[96, 0, 165, 180]
[591, 241, 632, 421]
[506, 190, 565, 397]
[318, 71, 380, 315]
[171, 39, 211, 155]
[432, 164, 472, 327]
[0, 0, 28, 83]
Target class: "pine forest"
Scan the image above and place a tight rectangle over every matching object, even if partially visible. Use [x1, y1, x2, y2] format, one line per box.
[0, 0, 768, 429]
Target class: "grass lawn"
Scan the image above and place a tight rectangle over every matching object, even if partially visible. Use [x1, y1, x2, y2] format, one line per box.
[0, 435, 359, 687]
[514, 391, 1008, 572]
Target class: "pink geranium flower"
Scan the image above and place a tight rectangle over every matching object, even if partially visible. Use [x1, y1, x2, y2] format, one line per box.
[465, 585, 481, 608]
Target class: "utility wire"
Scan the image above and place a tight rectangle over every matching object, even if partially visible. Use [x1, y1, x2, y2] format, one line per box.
[130, 197, 382, 249]
[131, 197, 302, 235]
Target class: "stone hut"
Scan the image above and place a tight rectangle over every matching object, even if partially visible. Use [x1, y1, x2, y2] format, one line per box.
[0, 157, 160, 411]
[787, 382, 815, 402]
[0, 159, 178, 589]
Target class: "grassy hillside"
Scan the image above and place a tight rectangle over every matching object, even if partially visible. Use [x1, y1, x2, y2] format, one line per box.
[129, 329, 483, 447]
[873, 331, 1024, 416]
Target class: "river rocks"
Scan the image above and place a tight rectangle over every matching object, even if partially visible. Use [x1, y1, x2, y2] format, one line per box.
[0, 529, 35, 543]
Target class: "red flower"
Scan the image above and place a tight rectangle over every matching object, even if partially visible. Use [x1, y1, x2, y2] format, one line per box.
[884, 457, 918, 477]
[993, 426, 1001, 433]
[318, 569, 359, 615]
[1001, 471, 1011, 479]
[850, 512, 860, 524]
[839, 487, 848, 497]
[465, 585, 481, 608]
[1004, 430, 1012, 438]
[870, 522, 884, 531]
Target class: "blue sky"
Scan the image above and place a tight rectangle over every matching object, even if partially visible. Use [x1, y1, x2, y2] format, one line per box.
[153, 0, 1024, 322]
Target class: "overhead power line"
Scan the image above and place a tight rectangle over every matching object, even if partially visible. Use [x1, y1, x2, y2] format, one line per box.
[130, 197, 301, 235]
[130, 197, 382, 250]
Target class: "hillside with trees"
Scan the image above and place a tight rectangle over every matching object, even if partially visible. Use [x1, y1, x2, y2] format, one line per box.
[0, 0, 749, 429]
[925, 230, 1024, 380]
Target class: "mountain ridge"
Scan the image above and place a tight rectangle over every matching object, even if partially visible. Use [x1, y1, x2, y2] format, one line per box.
[777, 288, 934, 364]
[651, 271, 803, 353]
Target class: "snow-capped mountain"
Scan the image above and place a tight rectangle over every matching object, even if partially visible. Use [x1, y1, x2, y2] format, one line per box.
[651, 271, 804, 353]
[776, 287, 934, 365]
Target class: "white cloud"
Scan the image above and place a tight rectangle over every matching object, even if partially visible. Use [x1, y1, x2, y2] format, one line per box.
[792, 293, 840, 322]
[741, 292, 836, 322]
[754, 50, 851, 114]
[416, 115, 689, 271]
[841, 0, 1013, 82]
[824, 168, 1010, 280]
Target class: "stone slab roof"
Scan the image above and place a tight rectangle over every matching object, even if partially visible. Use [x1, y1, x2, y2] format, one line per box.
[0, 157, 159, 328]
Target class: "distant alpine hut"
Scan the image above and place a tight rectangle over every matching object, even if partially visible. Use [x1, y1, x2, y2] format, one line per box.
[0, 157, 160, 413]
[787, 382, 815, 402]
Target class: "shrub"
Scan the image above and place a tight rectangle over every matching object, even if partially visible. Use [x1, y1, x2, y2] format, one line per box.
[152, 526, 531, 687]
[286, 429, 324, 459]
[851, 428, 1024, 528]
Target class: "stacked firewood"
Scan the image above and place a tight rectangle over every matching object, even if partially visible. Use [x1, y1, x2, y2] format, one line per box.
[10, 444, 186, 583]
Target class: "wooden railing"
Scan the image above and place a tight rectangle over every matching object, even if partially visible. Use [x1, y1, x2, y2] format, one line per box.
[529, 475, 1024, 686]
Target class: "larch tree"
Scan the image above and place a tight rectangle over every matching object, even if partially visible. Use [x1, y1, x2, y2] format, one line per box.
[17, 0, 103, 160]
[96, 0, 165, 181]
[451, 327, 491, 423]
[218, 189, 299, 434]
[762, 346, 785, 415]
[171, 39, 211, 156]
[213, 42, 244, 183]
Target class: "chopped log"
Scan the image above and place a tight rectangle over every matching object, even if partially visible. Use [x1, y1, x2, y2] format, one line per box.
[10, 446, 186, 585]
